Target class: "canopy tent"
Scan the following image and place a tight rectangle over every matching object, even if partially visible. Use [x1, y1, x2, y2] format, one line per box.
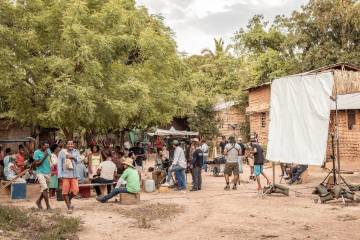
[147, 127, 199, 137]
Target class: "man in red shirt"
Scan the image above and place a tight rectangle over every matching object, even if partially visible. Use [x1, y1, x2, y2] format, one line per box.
[15, 145, 26, 172]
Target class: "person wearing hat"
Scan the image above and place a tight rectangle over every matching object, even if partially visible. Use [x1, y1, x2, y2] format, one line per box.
[190, 140, 204, 191]
[96, 157, 140, 203]
[249, 138, 271, 190]
[162, 139, 187, 190]
[223, 136, 242, 190]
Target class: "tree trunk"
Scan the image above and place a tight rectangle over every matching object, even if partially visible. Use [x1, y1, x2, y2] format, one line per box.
[62, 128, 73, 141]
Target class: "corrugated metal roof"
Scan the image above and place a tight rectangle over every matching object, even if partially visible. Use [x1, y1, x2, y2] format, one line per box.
[213, 101, 236, 111]
[330, 93, 360, 110]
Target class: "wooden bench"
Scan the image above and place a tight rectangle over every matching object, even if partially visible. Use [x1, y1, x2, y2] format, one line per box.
[78, 182, 117, 198]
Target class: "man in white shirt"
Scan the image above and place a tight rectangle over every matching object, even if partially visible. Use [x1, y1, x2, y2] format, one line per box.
[200, 139, 209, 172]
[91, 149, 117, 196]
[224, 136, 241, 190]
[162, 140, 187, 190]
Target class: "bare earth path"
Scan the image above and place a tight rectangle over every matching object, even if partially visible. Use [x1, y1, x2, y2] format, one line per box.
[3, 165, 360, 240]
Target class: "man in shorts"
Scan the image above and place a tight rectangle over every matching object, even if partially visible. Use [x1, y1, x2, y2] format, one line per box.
[250, 138, 271, 190]
[33, 142, 52, 210]
[224, 136, 241, 190]
[58, 141, 81, 213]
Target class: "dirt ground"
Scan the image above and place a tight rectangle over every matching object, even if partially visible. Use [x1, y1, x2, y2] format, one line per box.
[2, 162, 360, 240]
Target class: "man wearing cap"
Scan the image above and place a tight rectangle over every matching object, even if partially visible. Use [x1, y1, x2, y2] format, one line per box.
[191, 140, 204, 191]
[96, 157, 140, 203]
[250, 138, 271, 190]
[224, 136, 241, 190]
[162, 140, 187, 190]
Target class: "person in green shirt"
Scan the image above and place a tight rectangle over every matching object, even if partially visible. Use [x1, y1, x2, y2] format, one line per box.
[96, 157, 140, 203]
[33, 142, 52, 210]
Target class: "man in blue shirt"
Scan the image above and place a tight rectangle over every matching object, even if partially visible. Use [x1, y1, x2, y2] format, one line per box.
[33, 142, 51, 210]
[57, 140, 81, 213]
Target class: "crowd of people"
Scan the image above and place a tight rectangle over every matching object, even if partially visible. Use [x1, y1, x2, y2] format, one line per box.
[0, 135, 308, 213]
[0, 139, 142, 213]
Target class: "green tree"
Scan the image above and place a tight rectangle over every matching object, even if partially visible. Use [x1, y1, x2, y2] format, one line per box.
[285, 0, 360, 71]
[201, 38, 231, 57]
[188, 100, 219, 140]
[0, 0, 192, 138]
[233, 0, 360, 86]
[233, 15, 298, 86]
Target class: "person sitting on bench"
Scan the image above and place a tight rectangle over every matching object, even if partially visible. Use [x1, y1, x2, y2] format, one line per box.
[288, 164, 308, 185]
[7, 156, 25, 182]
[3, 148, 12, 180]
[152, 150, 170, 188]
[91, 149, 117, 196]
[96, 157, 140, 203]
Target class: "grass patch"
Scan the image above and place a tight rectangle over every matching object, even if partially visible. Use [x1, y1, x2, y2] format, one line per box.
[0, 205, 30, 231]
[116, 203, 184, 228]
[0, 205, 80, 240]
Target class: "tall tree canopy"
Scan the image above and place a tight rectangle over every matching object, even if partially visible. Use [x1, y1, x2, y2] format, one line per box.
[233, 0, 360, 87]
[0, 0, 191, 137]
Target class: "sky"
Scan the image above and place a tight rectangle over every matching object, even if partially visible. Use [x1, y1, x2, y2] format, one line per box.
[136, 0, 309, 55]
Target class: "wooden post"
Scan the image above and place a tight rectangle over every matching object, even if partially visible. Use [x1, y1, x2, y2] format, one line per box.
[272, 162, 275, 184]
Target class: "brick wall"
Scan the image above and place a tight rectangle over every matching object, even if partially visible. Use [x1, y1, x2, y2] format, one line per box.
[326, 111, 360, 169]
[249, 112, 269, 145]
[247, 85, 271, 145]
[216, 107, 246, 140]
[247, 85, 271, 113]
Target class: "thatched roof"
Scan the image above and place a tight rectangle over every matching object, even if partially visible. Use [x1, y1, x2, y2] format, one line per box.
[333, 70, 360, 95]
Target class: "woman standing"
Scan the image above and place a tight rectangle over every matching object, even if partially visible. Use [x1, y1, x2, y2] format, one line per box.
[87, 145, 101, 179]
[49, 144, 61, 198]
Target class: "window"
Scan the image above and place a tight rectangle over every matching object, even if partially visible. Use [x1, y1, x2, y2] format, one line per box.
[261, 112, 266, 128]
[348, 110, 356, 130]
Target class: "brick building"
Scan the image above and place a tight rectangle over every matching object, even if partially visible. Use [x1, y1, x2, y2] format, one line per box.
[214, 101, 246, 140]
[245, 83, 271, 144]
[246, 63, 360, 168]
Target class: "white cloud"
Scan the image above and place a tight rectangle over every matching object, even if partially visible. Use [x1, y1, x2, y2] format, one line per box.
[136, 0, 309, 54]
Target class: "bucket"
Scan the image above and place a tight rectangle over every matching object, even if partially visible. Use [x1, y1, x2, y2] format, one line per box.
[144, 179, 155, 193]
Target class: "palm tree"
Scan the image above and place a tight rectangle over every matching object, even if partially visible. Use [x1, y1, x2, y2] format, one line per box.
[201, 38, 232, 57]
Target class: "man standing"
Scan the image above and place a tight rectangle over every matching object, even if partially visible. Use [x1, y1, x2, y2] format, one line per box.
[163, 140, 187, 191]
[191, 140, 203, 191]
[237, 138, 245, 183]
[250, 139, 271, 190]
[58, 141, 81, 213]
[96, 158, 140, 203]
[33, 142, 52, 210]
[219, 136, 228, 155]
[224, 136, 241, 190]
[200, 139, 209, 172]
[129, 142, 146, 171]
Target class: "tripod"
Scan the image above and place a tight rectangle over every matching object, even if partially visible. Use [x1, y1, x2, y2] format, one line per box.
[316, 88, 355, 203]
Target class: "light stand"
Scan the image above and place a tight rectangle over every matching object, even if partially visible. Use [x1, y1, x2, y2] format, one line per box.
[263, 162, 290, 196]
[315, 76, 355, 203]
